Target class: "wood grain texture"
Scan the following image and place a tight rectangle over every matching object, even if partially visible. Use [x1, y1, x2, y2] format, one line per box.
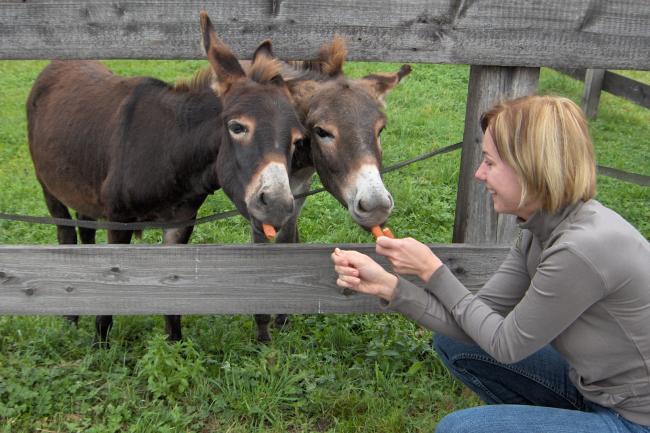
[453, 65, 539, 244]
[0, 243, 509, 315]
[582, 69, 606, 119]
[0, 0, 648, 69]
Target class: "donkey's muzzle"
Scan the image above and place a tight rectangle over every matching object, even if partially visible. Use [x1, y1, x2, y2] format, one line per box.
[251, 187, 294, 225]
[351, 191, 394, 227]
[246, 162, 294, 228]
[345, 164, 394, 227]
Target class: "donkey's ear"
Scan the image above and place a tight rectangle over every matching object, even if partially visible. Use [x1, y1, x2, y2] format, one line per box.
[200, 11, 245, 95]
[357, 64, 412, 105]
[248, 39, 286, 87]
[317, 35, 347, 77]
[252, 40, 274, 62]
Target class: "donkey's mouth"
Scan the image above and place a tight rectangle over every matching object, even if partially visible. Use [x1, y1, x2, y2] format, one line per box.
[251, 218, 282, 242]
[261, 223, 277, 240]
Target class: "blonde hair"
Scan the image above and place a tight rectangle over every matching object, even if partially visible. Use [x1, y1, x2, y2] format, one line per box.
[481, 95, 596, 213]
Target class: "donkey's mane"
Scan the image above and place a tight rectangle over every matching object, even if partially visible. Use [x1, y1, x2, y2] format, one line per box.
[248, 56, 285, 84]
[282, 36, 348, 83]
[173, 67, 213, 92]
[318, 36, 347, 76]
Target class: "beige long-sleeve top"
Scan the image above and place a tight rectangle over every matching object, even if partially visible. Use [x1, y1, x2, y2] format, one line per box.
[384, 200, 650, 425]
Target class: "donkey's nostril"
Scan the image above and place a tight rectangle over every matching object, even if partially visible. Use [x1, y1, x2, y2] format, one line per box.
[357, 199, 369, 213]
[259, 192, 267, 206]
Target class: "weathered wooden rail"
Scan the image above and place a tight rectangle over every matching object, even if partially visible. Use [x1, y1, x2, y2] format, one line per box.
[0, 0, 648, 314]
[0, 244, 509, 314]
[555, 67, 650, 118]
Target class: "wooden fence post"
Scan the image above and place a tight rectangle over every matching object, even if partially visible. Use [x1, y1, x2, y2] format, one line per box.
[453, 66, 540, 245]
[582, 69, 606, 119]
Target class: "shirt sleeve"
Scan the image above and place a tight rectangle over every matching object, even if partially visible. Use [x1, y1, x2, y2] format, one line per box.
[462, 231, 533, 316]
[381, 234, 533, 343]
[381, 275, 473, 342]
[434, 244, 607, 364]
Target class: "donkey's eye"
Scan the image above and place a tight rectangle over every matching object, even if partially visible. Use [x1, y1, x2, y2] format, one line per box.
[314, 127, 333, 139]
[293, 138, 304, 148]
[228, 121, 248, 136]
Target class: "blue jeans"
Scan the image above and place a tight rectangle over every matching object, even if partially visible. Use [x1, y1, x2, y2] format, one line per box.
[433, 334, 650, 433]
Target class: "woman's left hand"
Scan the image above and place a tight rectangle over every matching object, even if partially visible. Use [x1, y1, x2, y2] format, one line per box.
[331, 248, 398, 301]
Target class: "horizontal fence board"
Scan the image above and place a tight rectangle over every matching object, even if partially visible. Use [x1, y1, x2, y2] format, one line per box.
[556, 68, 650, 109]
[0, 243, 509, 315]
[0, 0, 649, 69]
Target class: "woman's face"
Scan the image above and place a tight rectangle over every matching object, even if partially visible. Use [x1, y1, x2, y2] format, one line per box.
[474, 129, 539, 220]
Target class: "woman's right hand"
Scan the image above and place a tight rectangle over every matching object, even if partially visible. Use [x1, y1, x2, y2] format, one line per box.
[331, 248, 398, 301]
[375, 236, 443, 282]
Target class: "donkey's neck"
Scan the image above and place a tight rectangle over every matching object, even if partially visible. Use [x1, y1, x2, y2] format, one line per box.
[107, 84, 223, 220]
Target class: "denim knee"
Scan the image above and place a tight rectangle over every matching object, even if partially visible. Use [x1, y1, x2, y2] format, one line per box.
[432, 333, 451, 361]
[435, 409, 482, 433]
[433, 333, 470, 369]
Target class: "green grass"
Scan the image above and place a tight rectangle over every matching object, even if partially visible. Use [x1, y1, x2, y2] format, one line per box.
[0, 60, 648, 432]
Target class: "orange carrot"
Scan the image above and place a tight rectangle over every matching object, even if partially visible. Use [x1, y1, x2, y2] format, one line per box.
[371, 225, 394, 239]
[262, 223, 276, 240]
[370, 225, 384, 239]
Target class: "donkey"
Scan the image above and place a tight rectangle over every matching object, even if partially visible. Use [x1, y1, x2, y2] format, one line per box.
[26, 12, 303, 344]
[250, 37, 411, 342]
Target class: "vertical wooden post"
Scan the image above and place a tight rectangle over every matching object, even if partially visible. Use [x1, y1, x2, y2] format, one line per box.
[582, 68, 606, 119]
[453, 66, 540, 245]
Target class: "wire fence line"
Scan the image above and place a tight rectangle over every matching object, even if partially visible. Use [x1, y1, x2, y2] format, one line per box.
[0, 140, 647, 231]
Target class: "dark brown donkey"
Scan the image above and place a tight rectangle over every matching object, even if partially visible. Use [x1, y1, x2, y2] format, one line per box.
[250, 37, 411, 341]
[26, 12, 303, 344]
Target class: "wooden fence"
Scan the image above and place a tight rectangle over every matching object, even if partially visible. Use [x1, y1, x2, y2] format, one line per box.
[1, 0, 649, 315]
[555, 68, 650, 118]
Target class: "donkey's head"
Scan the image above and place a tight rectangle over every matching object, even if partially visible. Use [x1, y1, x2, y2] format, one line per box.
[200, 12, 304, 233]
[285, 37, 410, 228]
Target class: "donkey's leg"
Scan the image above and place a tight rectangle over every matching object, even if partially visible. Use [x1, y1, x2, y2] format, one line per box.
[63, 213, 97, 325]
[272, 205, 303, 329]
[41, 186, 79, 324]
[77, 212, 96, 244]
[162, 226, 195, 342]
[95, 229, 133, 345]
[251, 228, 274, 342]
[41, 185, 77, 245]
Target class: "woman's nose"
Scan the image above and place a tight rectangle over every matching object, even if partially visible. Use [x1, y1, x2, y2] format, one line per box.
[475, 162, 486, 181]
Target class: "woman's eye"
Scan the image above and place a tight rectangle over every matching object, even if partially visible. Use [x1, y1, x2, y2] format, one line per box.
[228, 122, 247, 135]
[314, 127, 333, 139]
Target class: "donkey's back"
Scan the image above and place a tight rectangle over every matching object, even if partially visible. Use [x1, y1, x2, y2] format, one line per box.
[27, 60, 153, 219]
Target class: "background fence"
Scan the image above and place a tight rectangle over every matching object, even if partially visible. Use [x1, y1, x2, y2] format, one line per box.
[0, 0, 648, 315]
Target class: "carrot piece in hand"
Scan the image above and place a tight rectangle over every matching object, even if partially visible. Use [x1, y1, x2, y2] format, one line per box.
[371, 225, 394, 239]
[262, 223, 276, 240]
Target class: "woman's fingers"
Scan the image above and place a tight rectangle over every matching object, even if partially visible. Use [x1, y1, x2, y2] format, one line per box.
[336, 275, 360, 288]
[334, 265, 358, 277]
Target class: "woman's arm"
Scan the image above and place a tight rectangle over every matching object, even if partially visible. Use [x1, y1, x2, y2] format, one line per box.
[433, 245, 606, 363]
[378, 233, 533, 317]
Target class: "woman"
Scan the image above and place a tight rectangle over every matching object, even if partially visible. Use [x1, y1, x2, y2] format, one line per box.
[331, 95, 650, 432]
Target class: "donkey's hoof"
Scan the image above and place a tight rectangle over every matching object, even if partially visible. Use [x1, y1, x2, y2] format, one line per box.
[274, 315, 290, 329]
[256, 331, 272, 343]
[92, 339, 111, 350]
[166, 334, 183, 343]
[63, 315, 79, 325]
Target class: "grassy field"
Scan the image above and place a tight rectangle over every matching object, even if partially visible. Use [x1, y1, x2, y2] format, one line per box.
[0, 60, 648, 432]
